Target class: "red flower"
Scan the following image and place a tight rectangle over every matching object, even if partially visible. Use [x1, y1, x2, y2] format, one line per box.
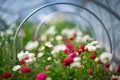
[92, 52, 97, 55]
[36, 73, 47, 80]
[68, 37, 74, 40]
[64, 45, 74, 54]
[63, 57, 73, 66]
[1, 72, 11, 79]
[105, 63, 110, 68]
[88, 69, 93, 75]
[98, 60, 103, 64]
[112, 78, 118, 80]
[20, 57, 29, 65]
[90, 55, 96, 60]
[77, 45, 86, 54]
[117, 65, 120, 72]
[21, 67, 31, 73]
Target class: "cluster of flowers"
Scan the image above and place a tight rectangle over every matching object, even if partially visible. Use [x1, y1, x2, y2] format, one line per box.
[1, 26, 120, 80]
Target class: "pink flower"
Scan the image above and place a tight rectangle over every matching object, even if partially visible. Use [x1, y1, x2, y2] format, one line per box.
[1, 72, 11, 79]
[90, 55, 96, 60]
[21, 67, 31, 73]
[88, 69, 93, 75]
[98, 60, 103, 64]
[63, 57, 73, 66]
[68, 52, 77, 58]
[105, 63, 110, 68]
[36, 73, 47, 80]
[64, 45, 74, 54]
[45, 65, 51, 71]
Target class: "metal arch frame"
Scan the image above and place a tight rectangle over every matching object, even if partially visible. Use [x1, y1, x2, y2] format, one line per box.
[35, 11, 96, 39]
[13, 2, 112, 63]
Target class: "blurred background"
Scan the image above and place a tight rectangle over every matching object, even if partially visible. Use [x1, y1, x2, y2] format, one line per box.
[0, 0, 120, 63]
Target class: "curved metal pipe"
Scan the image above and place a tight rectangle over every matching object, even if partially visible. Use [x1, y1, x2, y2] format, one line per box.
[13, 2, 112, 64]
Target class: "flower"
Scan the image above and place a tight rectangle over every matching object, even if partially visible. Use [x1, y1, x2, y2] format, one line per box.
[105, 63, 110, 68]
[36, 73, 47, 80]
[1, 72, 11, 79]
[47, 57, 52, 61]
[88, 69, 93, 75]
[44, 42, 53, 48]
[45, 65, 51, 71]
[55, 35, 63, 41]
[90, 55, 96, 60]
[109, 63, 117, 72]
[13, 65, 21, 71]
[25, 41, 39, 50]
[68, 52, 77, 58]
[117, 65, 120, 72]
[100, 52, 112, 63]
[70, 62, 81, 67]
[74, 57, 81, 62]
[38, 52, 44, 58]
[63, 57, 74, 66]
[21, 67, 31, 73]
[77, 45, 86, 54]
[46, 26, 56, 35]
[64, 45, 74, 54]
[85, 41, 100, 51]
[81, 35, 93, 42]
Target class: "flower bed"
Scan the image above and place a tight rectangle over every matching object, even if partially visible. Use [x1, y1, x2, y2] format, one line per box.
[0, 22, 120, 80]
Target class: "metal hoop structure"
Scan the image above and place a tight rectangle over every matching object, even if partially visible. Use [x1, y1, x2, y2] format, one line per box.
[35, 11, 96, 39]
[13, 2, 112, 64]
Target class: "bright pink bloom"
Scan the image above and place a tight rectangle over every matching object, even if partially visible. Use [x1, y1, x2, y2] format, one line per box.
[105, 63, 110, 68]
[64, 45, 74, 54]
[63, 57, 73, 66]
[68, 52, 77, 58]
[21, 67, 31, 73]
[88, 69, 93, 75]
[90, 55, 96, 60]
[1, 72, 11, 79]
[36, 73, 47, 80]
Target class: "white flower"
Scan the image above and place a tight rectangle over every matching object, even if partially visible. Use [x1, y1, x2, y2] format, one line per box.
[40, 34, 47, 41]
[47, 57, 52, 61]
[70, 62, 81, 67]
[37, 52, 44, 58]
[85, 45, 96, 51]
[94, 57, 99, 62]
[81, 35, 93, 42]
[12, 65, 21, 71]
[53, 44, 66, 51]
[17, 51, 36, 64]
[25, 41, 39, 50]
[85, 41, 100, 51]
[109, 63, 117, 72]
[74, 57, 81, 62]
[46, 26, 56, 35]
[25, 57, 36, 64]
[61, 28, 76, 37]
[17, 51, 29, 61]
[38, 46, 45, 51]
[55, 35, 63, 41]
[100, 52, 112, 63]
[46, 77, 52, 80]
[45, 42, 53, 48]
